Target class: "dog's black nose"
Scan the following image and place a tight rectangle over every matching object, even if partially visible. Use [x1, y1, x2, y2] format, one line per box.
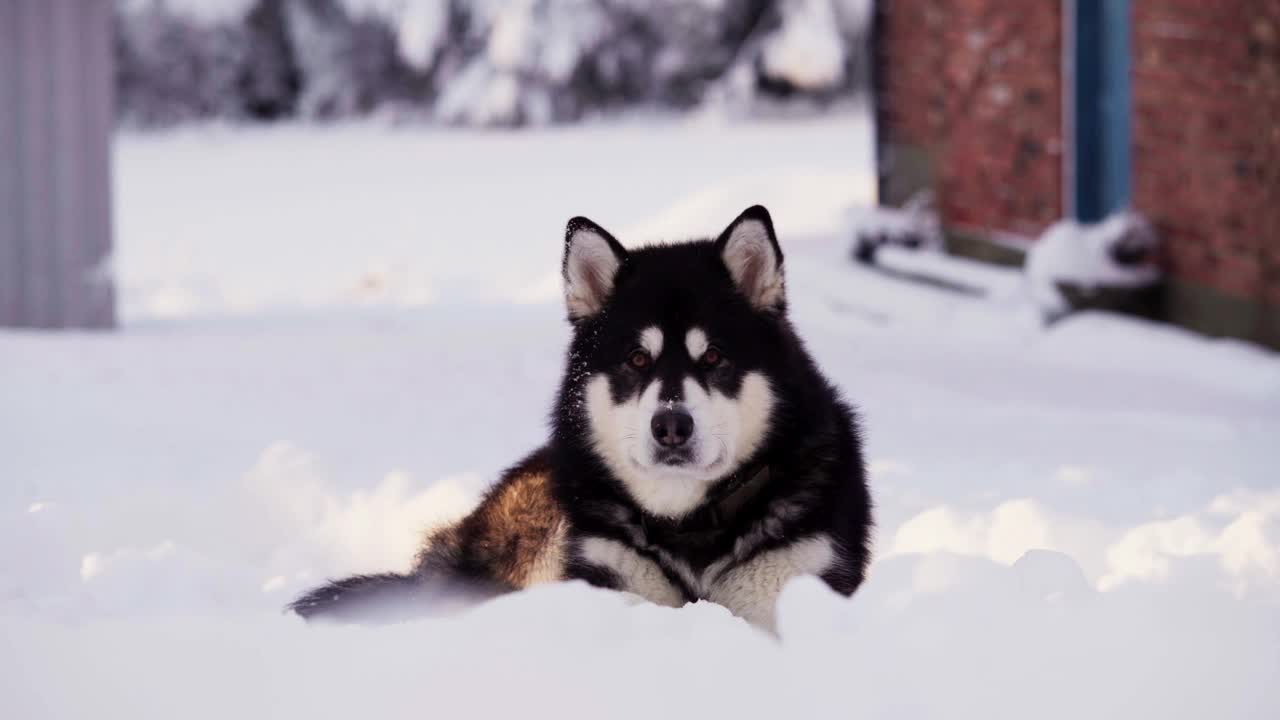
[651, 408, 694, 447]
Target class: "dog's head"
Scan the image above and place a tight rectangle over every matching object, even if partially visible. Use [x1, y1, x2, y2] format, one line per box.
[559, 206, 789, 519]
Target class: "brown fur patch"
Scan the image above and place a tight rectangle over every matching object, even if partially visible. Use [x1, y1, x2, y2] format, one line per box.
[413, 448, 566, 589]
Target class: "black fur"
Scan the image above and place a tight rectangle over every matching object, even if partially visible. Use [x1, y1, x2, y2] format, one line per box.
[288, 573, 424, 622]
[289, 205, 873, 623]
[288, 569, 504, 623]
[553, 206, 872, 594]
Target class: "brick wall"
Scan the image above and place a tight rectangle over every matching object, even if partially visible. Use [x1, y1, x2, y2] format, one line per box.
[875, 0, 1064, 237]
[876, 0, 1280, 345]
[1132, 0, 1280, 310]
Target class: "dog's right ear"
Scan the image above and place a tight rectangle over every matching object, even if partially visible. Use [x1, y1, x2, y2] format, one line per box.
[563, 216, 628, 321]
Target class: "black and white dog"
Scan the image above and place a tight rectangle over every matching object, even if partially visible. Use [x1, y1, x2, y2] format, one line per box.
[291, 206, 872, 630]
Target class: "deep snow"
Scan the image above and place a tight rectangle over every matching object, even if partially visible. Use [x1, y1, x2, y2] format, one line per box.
[3, 111, 1279, 719]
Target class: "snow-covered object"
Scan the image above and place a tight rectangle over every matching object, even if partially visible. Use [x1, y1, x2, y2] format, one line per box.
[115, 0, 300, 125]
[830, 0, 873, 87]
[436, 58, 525, 126]
[284, 0, 360, 118]
[436, 0, 612, 126]
[115, 2, 255, 126]
[338, 0, 448, 72]
[702, 0, 869, 119]
[761, 0, 846, 92]
[284, 0, 408, 120]
[114, 0, 872, 127]
[1025, 210, 1161, 319]
[831, 0, 873, 37]
[628, 0, 766, 108]
[848, 192, 943, 262]
[396, 1, 449, 71]
[118, 0, 257, 24]
[115, 0, 414, 126]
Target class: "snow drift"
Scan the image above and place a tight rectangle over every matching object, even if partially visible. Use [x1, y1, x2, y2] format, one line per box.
[3, 113, 1278, 718]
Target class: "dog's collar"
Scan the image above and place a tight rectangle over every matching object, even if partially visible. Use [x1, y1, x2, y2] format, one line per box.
[641, 463, 771, 547]
[702, 461, 771, 526]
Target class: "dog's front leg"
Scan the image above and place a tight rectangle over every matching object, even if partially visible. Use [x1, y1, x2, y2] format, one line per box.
[569, 536, 686, 608]
[706, 534, 838, 631]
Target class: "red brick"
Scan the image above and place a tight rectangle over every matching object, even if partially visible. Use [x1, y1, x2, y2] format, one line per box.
[879, 0, 1280, 306]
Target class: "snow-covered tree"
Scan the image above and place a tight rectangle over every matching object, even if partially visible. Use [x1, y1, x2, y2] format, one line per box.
[116, 0, 255, 125]
[114, 0, 872, 127]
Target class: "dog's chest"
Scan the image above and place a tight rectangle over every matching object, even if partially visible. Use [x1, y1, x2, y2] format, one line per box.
[575, 496, 839, 629]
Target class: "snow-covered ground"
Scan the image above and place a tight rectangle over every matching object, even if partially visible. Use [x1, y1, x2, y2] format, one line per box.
[3, 111, 1279, 719]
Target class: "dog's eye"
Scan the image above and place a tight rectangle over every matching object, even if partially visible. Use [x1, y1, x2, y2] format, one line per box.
[699, 346, 722, 369]
[627, 349, 652, 370]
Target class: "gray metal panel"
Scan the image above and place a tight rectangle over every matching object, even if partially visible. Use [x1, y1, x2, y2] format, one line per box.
[0, 0, 115, 329]
[0, 0, 19, 325]
[53, 0, 83, 327]
[82, 0, 117, 328]
[18, 0, 55, 327]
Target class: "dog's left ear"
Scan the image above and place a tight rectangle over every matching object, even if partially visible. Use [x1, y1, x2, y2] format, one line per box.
[715, 205, 784, 312]
[563, 216, 628, 321]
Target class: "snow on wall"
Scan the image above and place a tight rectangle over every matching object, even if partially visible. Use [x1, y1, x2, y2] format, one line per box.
[1025, 211, 1162, 318]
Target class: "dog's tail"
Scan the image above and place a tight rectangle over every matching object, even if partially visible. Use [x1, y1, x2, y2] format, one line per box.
[287, 568, 503, 624]
[288, 572, 426, 623]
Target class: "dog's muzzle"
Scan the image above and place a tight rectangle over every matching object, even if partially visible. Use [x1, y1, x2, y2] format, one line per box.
[651, 406, 695, 464]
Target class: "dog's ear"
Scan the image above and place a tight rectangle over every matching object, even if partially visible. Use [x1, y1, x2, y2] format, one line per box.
[563, 216, 628, 321]
[715, 205, 784, 312]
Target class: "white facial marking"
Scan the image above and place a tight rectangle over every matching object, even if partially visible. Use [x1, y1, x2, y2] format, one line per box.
[579, 537, 685, 607]
[583, 367, 776, 520]
[730, 372, 774, 462]
[564, 228, 621, 319]
[585, 375, 710, 518]
[707, 534, 837, 631]
[685, 327, 708, 359]
[722, 219, 785, 310]
[681, 371, 775, 470]
[640, 326, 663, 358]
